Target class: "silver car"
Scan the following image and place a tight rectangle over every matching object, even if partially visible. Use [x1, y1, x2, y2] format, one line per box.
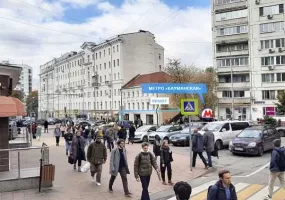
[148, 125, 183, 142]
[134, 125, 159, 142]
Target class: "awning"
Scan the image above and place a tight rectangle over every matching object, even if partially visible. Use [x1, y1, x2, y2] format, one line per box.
[0, 96, 27, 117]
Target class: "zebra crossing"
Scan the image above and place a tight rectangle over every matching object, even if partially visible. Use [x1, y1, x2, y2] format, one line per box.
[167, 180, 285, 200]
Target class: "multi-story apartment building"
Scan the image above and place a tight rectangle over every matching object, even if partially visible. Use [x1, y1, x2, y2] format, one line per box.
[1, 61, 32, 96]
[38, 30, 164, 119]
[212, 0, 285, 120]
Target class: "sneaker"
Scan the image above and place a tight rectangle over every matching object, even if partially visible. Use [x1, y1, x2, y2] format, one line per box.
[73, 165, 76, 170]
[162, 181, 167, 185]
[168, 181, 174, 185]
[96, 182, 101, 186]
[91, 176, 95, 182]
[125, 193, 132, 197]
[263, 195, 272, 200]
[78, 167, 81, 172]
[109, 188, 113, 193]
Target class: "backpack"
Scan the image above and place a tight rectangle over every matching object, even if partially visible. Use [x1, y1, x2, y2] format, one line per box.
[207, 185, 219, 199]
[277, 149, 285, 171]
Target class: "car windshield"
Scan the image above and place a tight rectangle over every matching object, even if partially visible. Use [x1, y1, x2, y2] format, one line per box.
[238, 130, 261, 138]
[202, 123, 223, 131]
[156, 126, 170, 132]
[136, 126, 151, 132]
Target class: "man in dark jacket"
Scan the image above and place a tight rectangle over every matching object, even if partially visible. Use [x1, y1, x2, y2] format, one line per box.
[117, 126, 127, 141]
[128, 124, 136, 144]
[207, 170, 237, 200]
[203, 127, 215, 168]
[134, 142, 159, 200]
[264, 139, 285, 200]
[192, 129, 208, 168]
[87, 135, 107, 186]
[44, 120, 48, 133]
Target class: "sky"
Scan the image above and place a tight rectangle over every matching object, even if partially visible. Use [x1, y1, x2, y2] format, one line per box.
[0, 0, 212, 89]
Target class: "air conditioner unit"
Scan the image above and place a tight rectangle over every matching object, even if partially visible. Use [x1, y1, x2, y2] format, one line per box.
[255, 0, 260, 4]
[278, 47, 283, 53]
[268, 66, 275, 70]
[269, 49, 275, 53]
[267, 15, 273, 19]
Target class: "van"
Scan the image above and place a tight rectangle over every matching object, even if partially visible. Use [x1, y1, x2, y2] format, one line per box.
[199, 121, 250, 150]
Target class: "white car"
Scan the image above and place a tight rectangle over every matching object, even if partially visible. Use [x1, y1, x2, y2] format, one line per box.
[198, 121, 250, 150]
[134, 125, 159, 142]
[148, 125, 183, 143]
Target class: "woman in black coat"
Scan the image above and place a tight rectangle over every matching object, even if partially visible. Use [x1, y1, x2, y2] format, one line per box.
[153, 135, 161, 160]
[128, 124, 136, 144]
[160, 140, 174, 185]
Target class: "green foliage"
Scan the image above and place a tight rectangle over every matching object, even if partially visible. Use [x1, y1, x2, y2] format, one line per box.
[26, 91, 38, 115]
[10, 90, 24, 102]
[263, 115, 277, 126]
[275, 91, 285, 115]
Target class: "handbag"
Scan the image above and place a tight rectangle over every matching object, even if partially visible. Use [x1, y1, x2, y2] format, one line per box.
[68, 156, 74, 164]
[81, 162, 90, 173]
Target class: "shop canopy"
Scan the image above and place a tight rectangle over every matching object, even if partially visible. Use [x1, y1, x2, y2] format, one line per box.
[0, 96, 26, 117]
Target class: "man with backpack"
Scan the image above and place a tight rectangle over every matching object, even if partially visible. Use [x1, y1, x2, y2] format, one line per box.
[134, 142, 159, 200]
[263, 139, 285, 200]
[207, 169, 237, 200]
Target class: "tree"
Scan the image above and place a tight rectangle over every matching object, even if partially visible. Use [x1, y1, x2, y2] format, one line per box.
[205, 67, 215, 73]
[275, 90, 285, 115]
[10, 90, 24, 102]
[26, 91, 38, 116]
[165, 59, 217, 110]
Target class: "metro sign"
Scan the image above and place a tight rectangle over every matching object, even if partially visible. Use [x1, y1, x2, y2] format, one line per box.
[202, 109, 213, 119]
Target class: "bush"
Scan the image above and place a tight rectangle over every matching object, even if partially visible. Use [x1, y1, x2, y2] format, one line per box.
[264, 116, 277, 126]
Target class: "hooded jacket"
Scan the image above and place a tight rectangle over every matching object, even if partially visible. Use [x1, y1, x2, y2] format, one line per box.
[192, 133, 204, 153]
[134, 150, 158, 178]
[207, 180, 237, 200]
[270, 147, 285, 172]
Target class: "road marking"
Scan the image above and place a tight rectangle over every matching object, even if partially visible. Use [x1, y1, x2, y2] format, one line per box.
[248, 186, 279, 200]
[272, 188, 285, 200]
[237, 184, 265, 200]
[233, 162, 270, 178]
[234, 182, 250, 192]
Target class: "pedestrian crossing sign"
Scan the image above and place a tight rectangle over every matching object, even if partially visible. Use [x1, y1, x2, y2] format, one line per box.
[180, 99, 199, 115]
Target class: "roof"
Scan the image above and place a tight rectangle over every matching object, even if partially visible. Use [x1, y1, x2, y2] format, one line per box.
[122, 71, 169, 89]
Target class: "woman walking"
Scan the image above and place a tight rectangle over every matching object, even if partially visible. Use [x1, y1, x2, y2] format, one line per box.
[64, 127, 74, 155]
[153, 135, 161, 161]
[36, 124, 42, 141]
[54, 125, 61, 146]
[160, 140, 174, 185]
[70, 130, 86, 171]
[60, 123, 66, 137]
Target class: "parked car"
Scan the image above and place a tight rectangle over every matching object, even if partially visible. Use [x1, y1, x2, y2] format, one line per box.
[78, 120, 95, 128]
[199, 121, 250, 150]
[134, 125, 159, 142]
[47, 118, 56, 125]
[36, 119, 45, 125]
[229, 126, 281, 156]
[9, 120, 17, 140]
[148, 125, 183, 143]
[23, 120, 33, 127]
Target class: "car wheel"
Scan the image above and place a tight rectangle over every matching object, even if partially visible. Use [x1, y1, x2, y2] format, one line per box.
[142, 136, 148, 142]
[257, 146, 264, 157]
[278, 130, 285, 137]
[215, 140, 223, 150]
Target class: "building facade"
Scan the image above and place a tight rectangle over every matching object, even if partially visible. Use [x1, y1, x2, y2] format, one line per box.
[38, 30, 164, 119]
[212, 0, 285, 120]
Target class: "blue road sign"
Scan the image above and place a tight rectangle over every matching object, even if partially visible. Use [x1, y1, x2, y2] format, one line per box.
[141, 83, 207, 103]
[180, 99, 199, 115]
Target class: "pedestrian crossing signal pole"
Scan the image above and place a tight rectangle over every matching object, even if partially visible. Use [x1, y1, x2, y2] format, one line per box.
[189, 115, 193, 171]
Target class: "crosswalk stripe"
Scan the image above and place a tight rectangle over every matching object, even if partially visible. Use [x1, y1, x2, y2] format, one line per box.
[237, 184, 265, 200]
[248, 186, 279, 200]
[273, 188, 285, 200]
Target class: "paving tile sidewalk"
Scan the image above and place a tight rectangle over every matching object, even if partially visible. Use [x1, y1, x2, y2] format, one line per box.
[1, 128, 209, 200]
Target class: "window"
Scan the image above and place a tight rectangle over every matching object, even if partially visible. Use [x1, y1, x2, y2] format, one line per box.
[216, 9, 247, 21]
[276, 73, 285, 82]
[215, 0, 242, 6]
[109, 62, 111, 68]
[261, 40, 274, 49]
[113, 46, 115, 53]
[99, 76, 102, 83]
[114, 60, 116, 68]
[262, 90, 276, 100]
[100, 64, 102, 70]
[217, 57, 248, 67]
[260, 4, 284, 16]
[114, 89, 116, 96]
[159, 65, 162, 71]
[99, 52, 101, 58]
[262, 73, 275, 82]
[87, 55, 90, 63]
[217, 25, 248, 36]
[104, 75, 106, 81]
[276, 38, 285, 48]
[261, 57, 274, 66]
[234, 91, 245, 97]
[104, 50, 106, 57]
[222, 91, 232, 98]
[142, 102, 144, 110]
[231, 122, 249, 131]
[104, 63, 106, 69]
[108, 48, 110, 55]
[132, 92, 135, 97]
[100, 91, 102, 96]
[222, 123, 230, 131]
[260, 21, 284, 33]
[117, 45, 119, 52]
[276, 56, 285, 65]
[114, 73, 116, 80]
[117, 59, 119, 67]
[95, 53, 97, 59]
[159, 53, 161, 60]
[217, 43, 248, 52]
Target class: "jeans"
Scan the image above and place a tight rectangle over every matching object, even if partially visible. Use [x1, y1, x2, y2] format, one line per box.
[90, 164, 102, 183]
[65, 141, 71, 152]
[206, 152, 213, 167]
[108, 141, 114, 152]
[192, 151, 207, 167]
[109, 167, 129, 194]
[160, 162, 172, 182]
[140, 176, 151, 200]
[268, 172, 285, 197]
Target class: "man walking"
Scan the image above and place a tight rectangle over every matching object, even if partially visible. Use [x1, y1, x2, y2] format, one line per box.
[134, 142, 159, 200]
[44, 120, 48, 133]
[192, 128, 208, 169]
[109, 139, 132, 197]
[203, 127, 215, 168]
[264, 139, 285, 200]
[87, 135, 107, 186]
[106, 126, 116, 152]
[128, 123, 136, 144]
[207, 170, 237, 200]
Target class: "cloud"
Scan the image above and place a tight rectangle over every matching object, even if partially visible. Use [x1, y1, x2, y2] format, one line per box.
[0, 0, 212, 90]
[59, 0, 102, 8]
[97, 2, 115, 12]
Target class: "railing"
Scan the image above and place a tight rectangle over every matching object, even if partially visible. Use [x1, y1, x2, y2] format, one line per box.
[0, 145, 49, 179]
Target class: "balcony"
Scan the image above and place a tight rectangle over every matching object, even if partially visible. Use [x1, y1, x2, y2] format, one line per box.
[92, 83, 100, 88]
[83, 62, 92, 66]
[105, 81, 112, 87]
[215, 33, 248, 44]
[216, 49, 249, 57]
[219, 97, 251, 104]
[217, 82, 250, 90]
[215, 17, 248, 27]
[217, 66, 250, 73]
[215, 0, 247, 13]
